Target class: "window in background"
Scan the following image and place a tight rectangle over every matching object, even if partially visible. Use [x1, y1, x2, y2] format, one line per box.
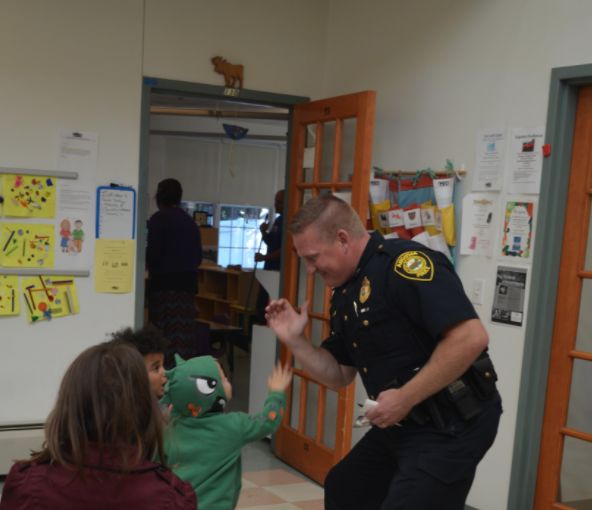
[181, 201, 215, 226]
[218, 204, 269, 269]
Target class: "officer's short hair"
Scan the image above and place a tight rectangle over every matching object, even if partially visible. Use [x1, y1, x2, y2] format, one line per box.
[289, 194, 366, 241]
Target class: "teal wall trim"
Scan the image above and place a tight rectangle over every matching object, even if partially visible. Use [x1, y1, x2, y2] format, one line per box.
[507, 63, 592, 510]
[134, 79, 308, 328]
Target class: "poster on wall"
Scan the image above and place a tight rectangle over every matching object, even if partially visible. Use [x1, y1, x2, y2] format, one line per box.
[491, 265, 527, 326]
[22, 275, 79, 323]
[54, 130, 97, 271]
[501, 200, 535, 259]
[507, 127, 545, 194]
[0, 223, 55, 268]
[460, 194, 498, 257]
[472, 128, 505, 191]
[1, 174, 57, 218]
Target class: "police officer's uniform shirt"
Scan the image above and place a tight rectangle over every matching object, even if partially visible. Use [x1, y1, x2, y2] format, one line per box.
[321, 231, 478, 400]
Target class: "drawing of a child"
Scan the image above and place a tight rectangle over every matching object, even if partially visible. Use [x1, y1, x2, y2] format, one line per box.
[59, 219, 71, 253]
[72, 220, 84, 253]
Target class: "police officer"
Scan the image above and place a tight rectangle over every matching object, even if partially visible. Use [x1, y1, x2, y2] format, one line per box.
[265, 194, 502, 510]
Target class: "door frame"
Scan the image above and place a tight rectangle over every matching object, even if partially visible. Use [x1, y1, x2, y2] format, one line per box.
[508, 63, 592, 510]
[134, 77, 308, 327]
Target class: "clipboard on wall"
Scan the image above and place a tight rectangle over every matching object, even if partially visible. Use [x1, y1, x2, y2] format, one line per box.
[95, 185, 136, 239]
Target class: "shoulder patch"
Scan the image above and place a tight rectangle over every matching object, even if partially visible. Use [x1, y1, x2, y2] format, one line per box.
[394, 251, 434, 281]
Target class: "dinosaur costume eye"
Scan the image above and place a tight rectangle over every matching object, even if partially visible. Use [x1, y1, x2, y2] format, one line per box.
[195, 377, 217, 395]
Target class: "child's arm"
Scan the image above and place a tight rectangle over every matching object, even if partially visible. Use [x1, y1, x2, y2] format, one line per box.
[236, 362, 292, 444]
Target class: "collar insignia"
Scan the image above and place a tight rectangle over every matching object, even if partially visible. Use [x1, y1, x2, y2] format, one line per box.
[394, 251, 434, 281]
[360, 276, 371, 304]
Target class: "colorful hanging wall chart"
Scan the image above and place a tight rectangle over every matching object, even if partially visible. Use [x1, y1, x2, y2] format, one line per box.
[1, 174, 56, 218]
[0, 223, 55, 268]
[0, 275, 19, 316]
[22, 275, 79, 323]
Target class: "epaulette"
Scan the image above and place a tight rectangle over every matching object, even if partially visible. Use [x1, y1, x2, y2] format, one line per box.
[375, 238, 417, 258]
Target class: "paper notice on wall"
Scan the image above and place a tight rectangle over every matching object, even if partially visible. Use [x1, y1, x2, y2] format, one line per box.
[473, 129, 505, 191]
[491, 265, 527, 326]
[501, 200, 535, 259]
[460, 194, 497, 257]
[55, 130, 96, 270]
[94, 239, 134, 293]
[507, 127, 544, 194]
[57, 130, 98, 185]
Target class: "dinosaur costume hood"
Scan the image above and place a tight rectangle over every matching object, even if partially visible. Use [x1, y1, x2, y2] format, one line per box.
[165, 354, 227, 419]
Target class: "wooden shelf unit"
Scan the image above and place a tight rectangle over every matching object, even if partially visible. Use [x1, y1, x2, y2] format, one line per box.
[196, 265, 259, 329]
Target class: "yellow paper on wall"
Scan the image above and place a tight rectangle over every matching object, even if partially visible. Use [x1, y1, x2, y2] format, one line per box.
[95, 239, 134, 293]
[0, 275, 20, 316]
[22, 275, 79, 323]
[439, 204, 456, 246]
[0, 223, 55, 268]
[2, 174, 57, 218]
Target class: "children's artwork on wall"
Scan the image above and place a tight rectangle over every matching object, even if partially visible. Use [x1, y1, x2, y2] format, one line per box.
[22, 275, 79, 323]
[0, 275, 19, 316]
[1, 174, 56, 218]
[57, 217, 85, 255]
[501, 201, 534, 259]
[0, 223, 55, 268]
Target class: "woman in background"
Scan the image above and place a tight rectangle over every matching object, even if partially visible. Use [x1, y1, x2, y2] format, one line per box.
[147, 178, 202, 368]
[0, 341, 196, 510]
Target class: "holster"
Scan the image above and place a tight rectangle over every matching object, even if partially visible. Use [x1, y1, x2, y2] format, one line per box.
[443, 351, 499, 421]
[386, 352, 498, 428]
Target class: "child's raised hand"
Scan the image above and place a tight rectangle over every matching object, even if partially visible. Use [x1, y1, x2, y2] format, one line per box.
[267, 361, 293, 392]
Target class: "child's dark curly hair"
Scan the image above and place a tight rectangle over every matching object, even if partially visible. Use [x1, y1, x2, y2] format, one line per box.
[110, 325, 169, 357]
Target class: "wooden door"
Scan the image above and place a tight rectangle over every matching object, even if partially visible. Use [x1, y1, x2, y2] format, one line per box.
[534, 86, 592, 509]
[274, 91, 376, 484]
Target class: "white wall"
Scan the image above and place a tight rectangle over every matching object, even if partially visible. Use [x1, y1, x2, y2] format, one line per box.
[0, 0, 144, 424]
[0, 0, 328, 427]
[143, 0, 330, 98]
[323, 1, 592, 508]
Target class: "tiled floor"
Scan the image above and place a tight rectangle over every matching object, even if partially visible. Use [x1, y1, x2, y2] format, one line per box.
[238, 468, 324, 510]
[233, 349, 324, 510]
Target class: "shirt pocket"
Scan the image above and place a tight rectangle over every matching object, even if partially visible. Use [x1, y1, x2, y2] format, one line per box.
[354, 304, 391, 340]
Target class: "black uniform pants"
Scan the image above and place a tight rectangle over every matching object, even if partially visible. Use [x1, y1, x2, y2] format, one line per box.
[324, 394, 502, 510]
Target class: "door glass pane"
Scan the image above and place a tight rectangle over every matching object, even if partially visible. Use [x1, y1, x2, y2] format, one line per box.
[566, 359, 592, 435]
[323, 389, 338, 449]
[575, 279, 592, 353]
[296, 258, 309, 313]
[339, 118, 357, 182]
[304, 381, 319, 439]
[560, 436, 592, 507]
[290, 374, 301, 430]
[311, 272, 327, 315]
[302, 124, 317, 183]
[320, 121, 336, 182]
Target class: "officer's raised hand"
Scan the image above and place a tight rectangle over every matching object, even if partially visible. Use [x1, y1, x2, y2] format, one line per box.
[265, 299, 309, 348]
[365, 388, 414, 429]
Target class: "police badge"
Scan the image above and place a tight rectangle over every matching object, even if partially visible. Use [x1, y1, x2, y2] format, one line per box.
[360, 276, 371, 303]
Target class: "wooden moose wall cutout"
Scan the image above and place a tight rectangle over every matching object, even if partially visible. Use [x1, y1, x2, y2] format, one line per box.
[211, 56, 244, 89]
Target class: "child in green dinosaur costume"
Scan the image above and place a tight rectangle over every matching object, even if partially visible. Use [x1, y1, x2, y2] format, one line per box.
[163, 355, 292, 510]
